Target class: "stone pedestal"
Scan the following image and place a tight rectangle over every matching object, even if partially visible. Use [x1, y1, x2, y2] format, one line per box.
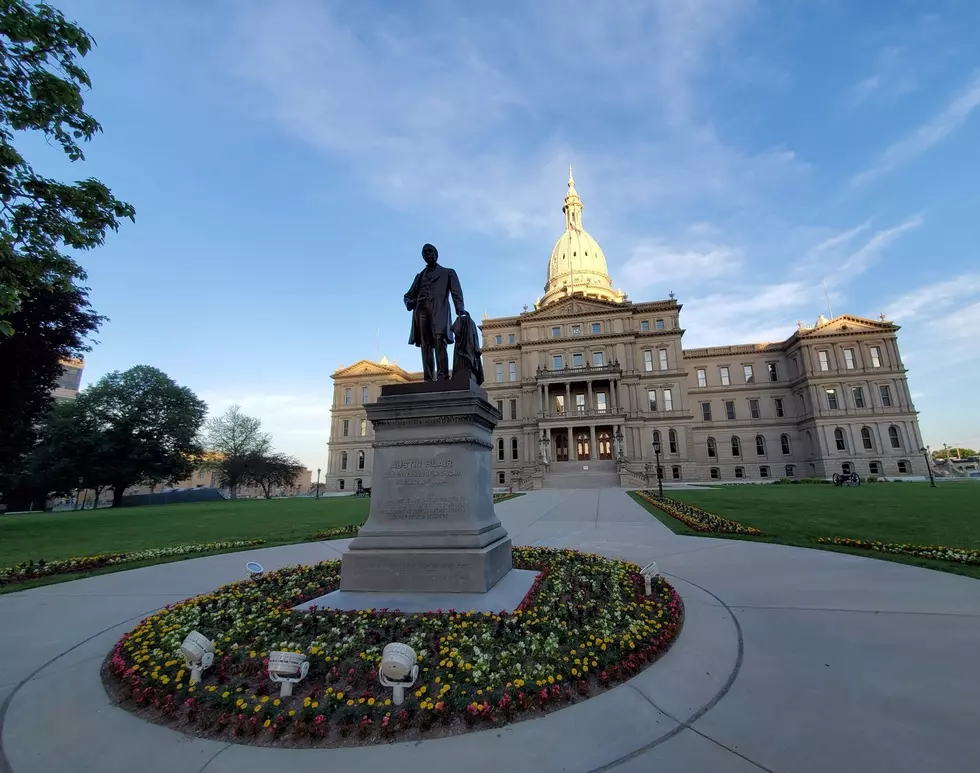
[339, 375, 513, 594]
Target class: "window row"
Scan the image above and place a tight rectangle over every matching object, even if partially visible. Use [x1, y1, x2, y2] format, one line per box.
[642, 348, 670, 372]
[833, 425, 904, 452]
[700, 397, 785, 421]
[545, 350, 607, 372]
[824, 384, 893, 410]
[695, 362, 778, 387]
[339, 450, 366, 471]
[708, 465, 792, 479]
[645, 388, 675, 412]
[496, 436, 521, 461]
[815, 344, 885, 373]
[495, 398, 521, 420]
[341, 418, 369, 437]
[706, 434, 793, 458]
[651, 429, 679, 453]
[342, 386, 372, 405]
[493, 333, 518, 346]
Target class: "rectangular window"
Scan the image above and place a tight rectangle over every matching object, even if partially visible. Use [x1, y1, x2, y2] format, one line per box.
[843, 348, 855, 369]
[572, 325, 581, 336]
[553, 355, 563, 369]
[596, 393, 607, 413]
[870, 346, 882, 368]
[509, 399, 517, 420]
[342, 419, 349, 437]
[785, 465, 795, 477]
[643, 350, 654, 372]
[720, 366, 730, 385]
[869, 461, 880, 475]
[818, 351, 830, 371]
[743, 365, 754, 383]
[826, 388, 839, 410]
[749, 399, 760, 419]
[862, 431, 873, 450]
[508, 361, 517, 381]
[760, 466, 770, 478]
[496, 399, 503, 415]
[509, 333, 515, 345]
[768, 363, 778, 382]
[655, 319, 665, 330]
[792, 356, 799, 376]
[781, 435, 790, 454]
[495, 363, 503, 382]
[659, 348, 669, 371]
[572, 353, 584, 367]
[897, 460, 909, 474]
[725, 400, 736, 420]
[735, 467, 744, 478]
[663, 389, 673, 411]
[710, 468, 720, 479]
[495, 335, 502, 345]
[702, 403, 712, 421]
[575, 394, 586, 413]
[555, 395, 565, 415]
[359, 419, 367, 436]
[498, 471, 506, 484]
[774, 398, 784, 418]
[344, 388, 351, 405]
[552, 326, 561, 337]
[592, 351, 603, 366]
[853, 386, 865, 408]
[361, 386, 369, 403]
[591, 322, 600, 334]
[641, 320, 650, 331]
[669, 433, 678, 453]
[879, 385, 892, 407]
[697, 368, 707, 387]
[672, 466, 681, 480]
[648, 390, 657, 412]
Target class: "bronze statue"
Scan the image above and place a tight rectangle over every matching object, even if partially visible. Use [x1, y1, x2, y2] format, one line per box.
[451, 311, 484, 385]
[404, 243, 466, 381]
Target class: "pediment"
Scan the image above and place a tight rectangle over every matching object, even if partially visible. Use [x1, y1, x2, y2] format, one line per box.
[528, 296, 628, 319]
[333, 359, 409, 378]
[803, 315, 894, 336]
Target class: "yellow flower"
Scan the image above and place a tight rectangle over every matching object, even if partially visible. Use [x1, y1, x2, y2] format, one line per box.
[253, 705, 261, 713]
[273, 699, 280, 706]
[288, 710, 296, 717]
[384, 698, 391, 706]
[311, 701, 318, 708]
[261, 696, 269, 703]
[368, 698, 375, 706]
[547, 676, 555, 684]
[263, 719, 271, 728]
[347, 699, 354, 706]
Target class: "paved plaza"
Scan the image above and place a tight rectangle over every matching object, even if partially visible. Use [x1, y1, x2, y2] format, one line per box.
[1, 489, 978, 772]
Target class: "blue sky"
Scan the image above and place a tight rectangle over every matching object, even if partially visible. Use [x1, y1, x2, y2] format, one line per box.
[41, 0, 980, 472]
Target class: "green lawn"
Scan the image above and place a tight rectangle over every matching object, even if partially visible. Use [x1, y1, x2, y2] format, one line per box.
[630, 482, 980, 579]
[0, 497, 370, 568]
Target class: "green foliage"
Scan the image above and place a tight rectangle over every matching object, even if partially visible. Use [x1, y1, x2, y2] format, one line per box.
[933, 447, 978, 460]
[239, 451, 305, 499]
[202, 405, 271, 497]
[0, 0, 134, 332]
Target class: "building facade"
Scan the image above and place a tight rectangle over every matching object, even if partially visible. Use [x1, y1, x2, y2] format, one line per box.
[325, 171, 926, 489]
[53, 358, 84, 401]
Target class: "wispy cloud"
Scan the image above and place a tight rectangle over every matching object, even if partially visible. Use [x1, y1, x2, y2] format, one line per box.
[619, 243, 739, 289]
[883, 272, 980, 321]
[839, 214, 923, 273]
[850, 72, 980, 187]
[806, 221, 872, 256]
[847, 46, 917, 107]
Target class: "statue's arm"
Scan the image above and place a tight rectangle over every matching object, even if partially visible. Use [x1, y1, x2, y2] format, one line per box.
[448, 269, 465, 315]
[404, 272, 421, 310]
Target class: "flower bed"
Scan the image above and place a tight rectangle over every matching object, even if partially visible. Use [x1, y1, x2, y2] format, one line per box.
[0, 540, 267, 587]
[493, 492, 524, 503]
[817, 537, 980, 566]
[105, 547, 683, 747]
[307, 525, 362, 541]
[633, 491, 763, 535]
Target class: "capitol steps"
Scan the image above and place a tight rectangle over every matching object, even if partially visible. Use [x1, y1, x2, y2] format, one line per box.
[543, 460, 620, 489]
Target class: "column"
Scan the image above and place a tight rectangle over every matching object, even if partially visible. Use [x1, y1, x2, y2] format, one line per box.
[567, 425, 575, 460]
[589, 425, 596, 460]
[611, 379, 619, 413]
[547, 427, 553, 462]
[565, 382, 572, 415]
[587, 380, 594, 415]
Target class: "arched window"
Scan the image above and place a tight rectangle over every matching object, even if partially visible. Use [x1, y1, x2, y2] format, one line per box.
[497, 437, 505, 461]
[755, 435, 766, 456]
[653, 429, 661, 447]
[834, 428, 846, 451]
[888, 426, 901, 449]
[668, 429, 678, 453]
[731, 436, 741, 457]
[357, 451, 365, 470]
[734, 466, 744, 478]
[511, 437, 519, 460]
[861, 427, 873, 450]
[340, 451, 348, 471]
[780, 434, 791, 455]
[706, 437, 717, 458]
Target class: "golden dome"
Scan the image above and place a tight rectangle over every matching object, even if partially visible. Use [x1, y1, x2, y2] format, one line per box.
[539, 167, 625, 307]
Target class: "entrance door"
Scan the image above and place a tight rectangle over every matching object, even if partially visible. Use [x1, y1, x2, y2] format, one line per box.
[575, 431, 591, 461]
[555, 431, 569, 462]
[597, 429, 613, 460]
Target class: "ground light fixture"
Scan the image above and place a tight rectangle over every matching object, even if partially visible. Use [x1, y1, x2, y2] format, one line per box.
[179, 631, 215, 685]
[245, 561, 264, 579]
[268, 651, 310, 697]
[379, 642, 418, 706]
[640, 561, 660, 596]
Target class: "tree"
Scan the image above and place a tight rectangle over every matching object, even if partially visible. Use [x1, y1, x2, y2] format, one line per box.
[933, 447, 977, 460]
[0, 280, 101, 491]
[202, 405, 270, 498]
[80, 366, 207, 506]
[241, 452, 304, 499]
[1, 0, 135, 335]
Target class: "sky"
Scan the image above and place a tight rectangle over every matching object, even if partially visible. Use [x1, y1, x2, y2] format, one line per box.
[33, 0, 980, 474]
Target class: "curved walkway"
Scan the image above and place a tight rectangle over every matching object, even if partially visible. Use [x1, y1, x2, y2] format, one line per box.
[2, 490, 978, 772]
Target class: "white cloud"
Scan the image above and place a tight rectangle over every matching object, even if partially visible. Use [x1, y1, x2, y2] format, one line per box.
[619, 243, 739, 289]
[838, 214, 923, 273]
[847, 46, 916, 107]
[883, 272, 980, 321]
[850, 72, 980, 187]
[806, 221, 871, 256]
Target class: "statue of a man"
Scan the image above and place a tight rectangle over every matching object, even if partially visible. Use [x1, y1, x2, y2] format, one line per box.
[404, 243, 466, 381]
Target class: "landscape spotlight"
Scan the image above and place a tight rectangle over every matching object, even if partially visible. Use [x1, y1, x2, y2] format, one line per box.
[379, 642, 418, 706]
[268, 651, 310, 697]
[245, 561, 264, 579]
[640, 561, 660, 596]
[179, 631, 215, 685]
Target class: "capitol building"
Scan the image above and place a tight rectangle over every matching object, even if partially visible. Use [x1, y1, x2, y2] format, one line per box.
[325, 171, 926, 490]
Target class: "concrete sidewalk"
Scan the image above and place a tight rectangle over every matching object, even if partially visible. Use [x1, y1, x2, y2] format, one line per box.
[2, 489, 978, 772]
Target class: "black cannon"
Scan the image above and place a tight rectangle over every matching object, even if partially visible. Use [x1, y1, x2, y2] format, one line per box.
[832, 471, 861, 487]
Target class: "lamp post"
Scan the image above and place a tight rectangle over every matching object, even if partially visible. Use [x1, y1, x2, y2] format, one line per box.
[652, 436, 663, 497]
[920, 447, 936, 488]
[315, 467, 321, 499]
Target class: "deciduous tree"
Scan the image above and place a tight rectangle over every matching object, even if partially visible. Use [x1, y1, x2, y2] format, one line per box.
[202, 405, 270, 498]
[241, 452, 304, 499]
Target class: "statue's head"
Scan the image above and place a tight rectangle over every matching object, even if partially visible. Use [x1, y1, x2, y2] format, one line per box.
[421, 243, 439, 266]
